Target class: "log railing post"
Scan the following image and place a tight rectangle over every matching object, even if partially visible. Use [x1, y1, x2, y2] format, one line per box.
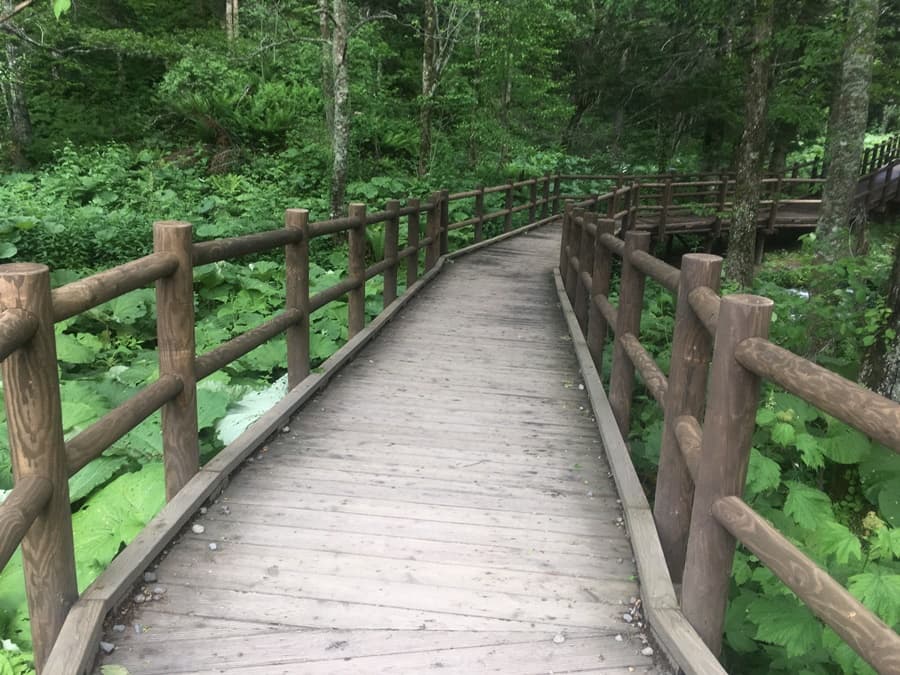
[658, 177, 672, 242]
[552, 175, 562, 214]
[608, 182, 618, 219]
[608, 231, 651, 435]
[573, 209, 593, 330]
[587, 218, 616, 370]
[154, 221, 200, 501]
[425, 192, 441, 271]
[439, 189, 450, 255]
[565, 206, 583, 303]
[285, 209, 310, 388]
[630, 182, 641, 230]
[682, 293, 773, 655]
[653, 253, 722, 581]
[559, 199, 574, 285]
[529, 179, 538, 222]
[347, 202, 366, 337]
[0, 263, 77, 671]
[474, 187, 485, 242]
[407, 198, 420, 287]
[541, 174, 551, 219]
[504, 183, 514, 232]
[383, 199, 400, 307]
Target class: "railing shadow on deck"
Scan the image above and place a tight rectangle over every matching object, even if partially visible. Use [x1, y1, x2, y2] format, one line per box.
[557, 182, 900, 673]
[0, 180, 561, 674]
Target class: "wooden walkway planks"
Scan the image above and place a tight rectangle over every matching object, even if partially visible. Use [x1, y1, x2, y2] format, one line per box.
[95, 228, 666, 674]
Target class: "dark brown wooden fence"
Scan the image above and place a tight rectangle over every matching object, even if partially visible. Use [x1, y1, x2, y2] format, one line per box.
[558, 192, 900, 672]
[0, 180, 559, 673]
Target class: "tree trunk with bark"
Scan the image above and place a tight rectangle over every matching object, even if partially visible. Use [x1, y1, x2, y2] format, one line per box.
[724, 0, 774, 287]
[319, 0, 333, 134]
[418, 0, 437, 177]
[861, 238, 900, 402]
[815, 0, 879, 260]
[1, 1, 32, 169]
[225, 0, 238, 42]
[329, 0, 349, 218]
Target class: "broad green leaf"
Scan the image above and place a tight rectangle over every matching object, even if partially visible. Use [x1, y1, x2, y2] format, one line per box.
[814, 520, 861, 564]
[795, 433, 825, 469]
[822, 427, 872, 464]
[55, 332, 102, 364]
[0, 243, 17, 259]
[771, 422, 796, 447]
[822, 628, 877, 675]
[784, 481, 833, 530]
[745, 596, 823, 658]
[216, 375, 287, 446]
[196, 387, 231, 431]
[746, 448, 781, 496]
[52, 0, 71, 18]
[100, 666, 131, 675]
[72, 464, 164, 590]
[772, 392, 820, 423]
[870, 526, 900, 560]
[60, 400, 101, 434]
[848, 567, 900, 625]
[724, 591, 758, 653]
[756, 408, 777, 426]
[68, 455, 129, 502]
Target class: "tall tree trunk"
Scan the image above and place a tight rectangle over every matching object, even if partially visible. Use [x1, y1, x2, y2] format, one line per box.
[418, 0, 437, 177]
[860, 238, 900, 401]
[319, 0, 333, 134]
[329, 0, 349, 218]
[815, 0, 879, 260]
[724, 0, 774, 287]
[225, 0, 238, 42]
[1, 19, 31, 169]
[466, 6, 481, 167]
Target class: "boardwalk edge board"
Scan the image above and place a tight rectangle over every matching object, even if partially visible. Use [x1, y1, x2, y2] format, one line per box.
[43, 216, 561, 675]
[553, 267, 727, 675]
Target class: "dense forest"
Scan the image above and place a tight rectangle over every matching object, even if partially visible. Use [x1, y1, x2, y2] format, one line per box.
[1, 1, 899, 674]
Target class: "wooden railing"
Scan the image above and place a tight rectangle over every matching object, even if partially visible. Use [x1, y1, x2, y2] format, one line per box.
[558, 202, 900, 673]
[0, 179, 559, 673]
[556, 133, 900, 242]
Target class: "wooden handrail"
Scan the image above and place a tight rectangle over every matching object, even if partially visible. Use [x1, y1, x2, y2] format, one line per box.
[52, 252, 179, 322]
[712, 496, 900, 674]
[0, 308, 38, 361]
[192, 228, 302, 266]
[0, 476, 53, 571]
[735, 337, 900, 453]
[65, 374, 184, 475]
[619, 332, 668, 405]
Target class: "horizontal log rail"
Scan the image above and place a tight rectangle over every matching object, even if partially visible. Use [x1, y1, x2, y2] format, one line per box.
[712, 496, 900, 674]
[52, 252, 179, 322]
[65, 374, 184, 476]
[557, 141, 900, 672]
[0, 308, 38, 361]
[0, 476, 52, 571]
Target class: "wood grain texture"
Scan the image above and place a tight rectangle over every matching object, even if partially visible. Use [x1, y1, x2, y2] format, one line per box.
[587, 218, 616, 370]
[618, 333, 667, 406]
[425, 192, 441, 271]
[347, 203, 366, 338]
[51, 252, 178, 323]
[0, 263, 78, 671]
[653, 254, 721, 582]
[191, 227, 302, 266]
[573, 209, 592, 329]
[66, 374, 183, 476]
[736, 337, 900, 453]
[608, 231, 650, 436]
[682, 294, 773, 655]
[0, 307, 37, 361]
[687, 285, 720, 336]
[0, 475, 51, 570]
[383, 199, 400, 306]
[95, 227, 658, 675]
[439, 189, 450, 255]
[154, 222, 200, 501]
[406, 198, 420, 288]
[712, 496, 900, 675]
[285, 208, 310, 388]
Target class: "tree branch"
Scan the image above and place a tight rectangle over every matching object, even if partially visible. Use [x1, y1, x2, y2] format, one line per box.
[0, 0, 34, 26]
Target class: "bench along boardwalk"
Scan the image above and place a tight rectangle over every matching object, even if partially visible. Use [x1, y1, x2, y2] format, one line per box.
[94, 229, 662, 674]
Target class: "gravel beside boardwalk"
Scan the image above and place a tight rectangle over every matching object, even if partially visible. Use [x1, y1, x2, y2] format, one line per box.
[95, 226, 667, 674]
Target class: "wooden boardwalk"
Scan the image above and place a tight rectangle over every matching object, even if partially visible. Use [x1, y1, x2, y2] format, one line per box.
[95, 228, 665, 674]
